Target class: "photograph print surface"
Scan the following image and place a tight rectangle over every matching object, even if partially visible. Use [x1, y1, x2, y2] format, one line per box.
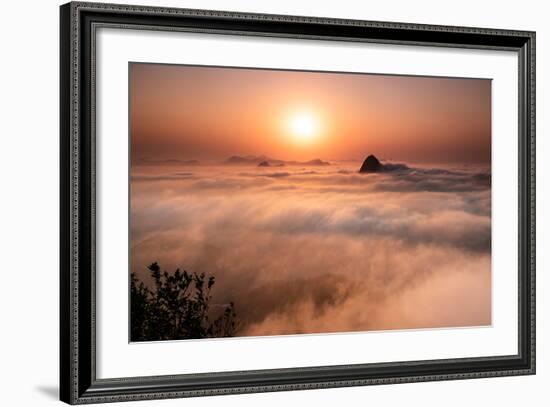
[129, 63, 492, 342]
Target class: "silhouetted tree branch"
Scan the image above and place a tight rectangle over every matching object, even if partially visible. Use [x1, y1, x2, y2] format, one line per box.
[131, 262, 238, 341]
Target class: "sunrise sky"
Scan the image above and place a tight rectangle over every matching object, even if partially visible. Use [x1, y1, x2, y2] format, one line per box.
[130, 63, 491, 164]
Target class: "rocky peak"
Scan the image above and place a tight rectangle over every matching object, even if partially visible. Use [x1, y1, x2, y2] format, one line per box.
[359, 155, 382, 173]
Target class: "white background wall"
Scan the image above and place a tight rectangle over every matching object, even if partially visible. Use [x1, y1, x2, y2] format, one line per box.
[0, 0, 547, 405]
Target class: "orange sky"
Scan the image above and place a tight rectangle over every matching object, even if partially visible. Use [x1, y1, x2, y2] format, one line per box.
[130, 63, 491, 163]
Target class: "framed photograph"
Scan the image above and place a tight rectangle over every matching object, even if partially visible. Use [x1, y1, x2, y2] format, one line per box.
[60, 1, 536, 404]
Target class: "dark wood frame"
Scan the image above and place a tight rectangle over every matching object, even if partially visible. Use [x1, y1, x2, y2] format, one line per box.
[60, 1, 536, 404]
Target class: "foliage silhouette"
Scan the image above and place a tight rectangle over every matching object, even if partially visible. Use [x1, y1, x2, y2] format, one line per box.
[130, 262, 238, 341]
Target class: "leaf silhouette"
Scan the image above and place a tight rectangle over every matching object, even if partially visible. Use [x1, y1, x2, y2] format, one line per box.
[130, 262, 239, 341]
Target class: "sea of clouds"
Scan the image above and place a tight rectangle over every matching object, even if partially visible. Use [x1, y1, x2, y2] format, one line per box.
[130, 161, 492, 337]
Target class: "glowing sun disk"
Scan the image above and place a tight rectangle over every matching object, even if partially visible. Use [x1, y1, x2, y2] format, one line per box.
[288, 113, 319, 143]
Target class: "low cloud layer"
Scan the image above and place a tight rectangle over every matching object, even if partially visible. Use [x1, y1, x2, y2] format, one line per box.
[130, 161, 492, 336]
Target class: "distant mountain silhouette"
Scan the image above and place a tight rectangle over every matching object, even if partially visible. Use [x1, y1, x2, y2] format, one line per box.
[298, 159, 330, 166]
[225, 155, 272, 165]
[225, 155, 329, 166]
[164, 159, 200, 165]
[136, 158, 200, 166]
[359, 155, 382, 173]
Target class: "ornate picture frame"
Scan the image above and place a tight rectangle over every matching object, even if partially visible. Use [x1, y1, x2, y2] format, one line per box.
[60, 2, 535, 404]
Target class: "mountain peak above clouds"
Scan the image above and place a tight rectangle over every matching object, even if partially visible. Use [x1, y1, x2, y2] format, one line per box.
[359, 155, 382, 173]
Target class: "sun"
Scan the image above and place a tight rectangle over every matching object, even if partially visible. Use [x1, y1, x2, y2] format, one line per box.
[288, 112, 319, 143]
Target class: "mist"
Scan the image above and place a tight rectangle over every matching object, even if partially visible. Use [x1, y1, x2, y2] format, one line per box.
[130, 161, 491, 337]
